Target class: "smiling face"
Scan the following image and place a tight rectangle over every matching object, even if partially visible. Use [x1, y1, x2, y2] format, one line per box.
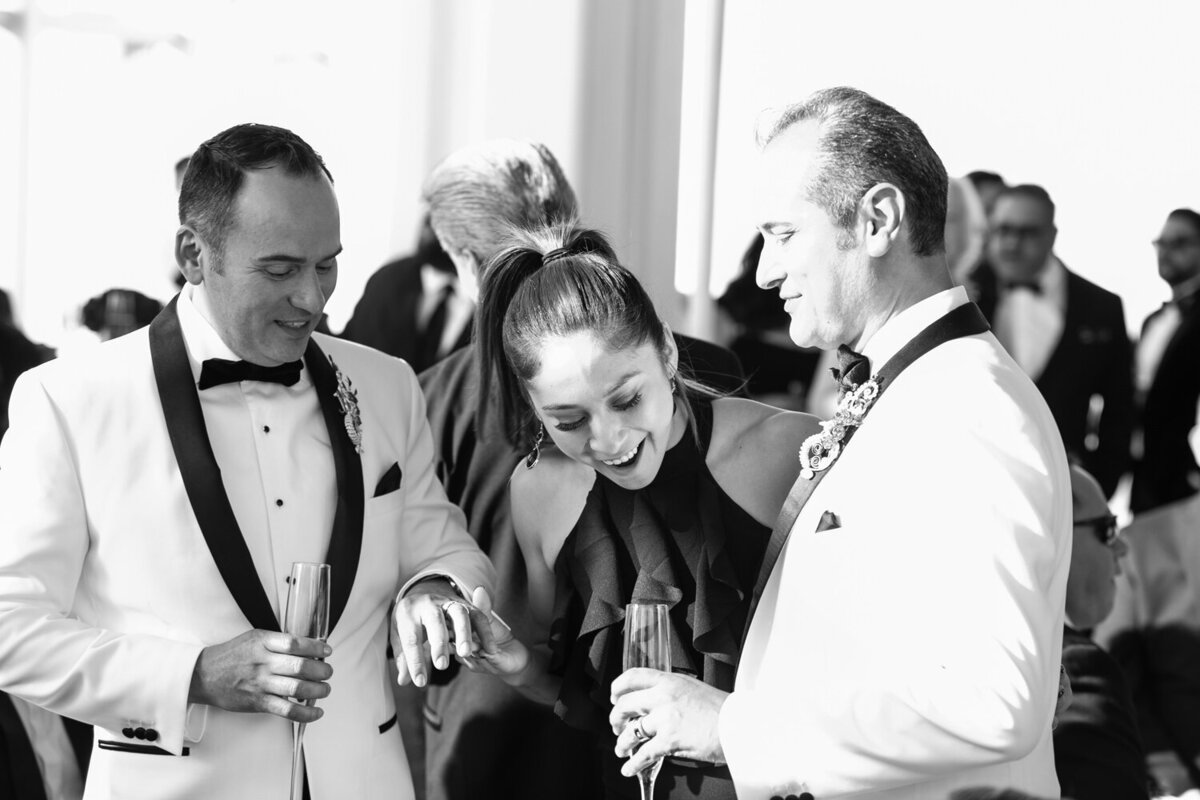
[754, 121, 874, 350]
[183, 168, 341, 365]
[524, 331, 684, 491]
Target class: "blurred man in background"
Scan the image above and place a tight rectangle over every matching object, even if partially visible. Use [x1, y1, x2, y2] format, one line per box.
[969, 184, 1133, 496]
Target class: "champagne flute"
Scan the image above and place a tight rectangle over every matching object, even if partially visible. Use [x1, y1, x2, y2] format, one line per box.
[284, 562, 331, 800]
[623, 602, 671, 800]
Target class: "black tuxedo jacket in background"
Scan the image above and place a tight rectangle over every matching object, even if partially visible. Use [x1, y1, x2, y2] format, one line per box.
[1131, 290, 1200, 514]
[0, 692, 91, 800]
[413, 335, 744, 800]
[1054, 627, 1150, 800]
[970, 261, 1133, 496]
[340, 253, 472, 374]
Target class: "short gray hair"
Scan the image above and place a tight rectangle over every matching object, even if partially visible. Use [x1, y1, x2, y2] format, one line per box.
[422, 140, 578, 268]
[759, 87, 948, 257]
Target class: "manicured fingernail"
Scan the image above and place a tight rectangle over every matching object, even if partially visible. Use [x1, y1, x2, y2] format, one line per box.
[322, 644, 332, 657]
[414, 673, 426, 688]
[436, 656, 448, 670]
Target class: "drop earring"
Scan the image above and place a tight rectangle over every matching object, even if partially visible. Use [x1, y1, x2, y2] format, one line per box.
[525, 423, 546, 469]
[669, 376, 677, 395]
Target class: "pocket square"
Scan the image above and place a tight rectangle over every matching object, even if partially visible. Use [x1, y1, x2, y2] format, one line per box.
[373, 462, 402, 497]
[815, 510, 841, 533]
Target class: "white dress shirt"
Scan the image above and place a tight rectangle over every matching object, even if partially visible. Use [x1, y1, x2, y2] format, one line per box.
[992, 254, 1066, 382]
[179, 286, 335, 619]
[10, 696, 84, 800]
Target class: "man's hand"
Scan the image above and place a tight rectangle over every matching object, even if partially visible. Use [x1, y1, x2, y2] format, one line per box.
[189, 630, 333, 722]
[609, 669, 729, 776]
[391, 578, 497, 688]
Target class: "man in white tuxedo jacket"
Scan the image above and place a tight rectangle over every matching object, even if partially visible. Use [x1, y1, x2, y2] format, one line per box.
[0, 123, 497, 800]
[610, 88, 1072, 800]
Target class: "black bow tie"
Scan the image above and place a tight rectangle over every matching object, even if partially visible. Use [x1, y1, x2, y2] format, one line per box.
[1002, 280, 1042, 295]
[830, 344, 871, 396]
[198, 358, 303, 390]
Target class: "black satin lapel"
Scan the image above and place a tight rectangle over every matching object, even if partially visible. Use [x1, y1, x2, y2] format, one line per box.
[305, 340, 364, 633]
[1036, 272, 1081, 388]
[149, 298, 279, 632]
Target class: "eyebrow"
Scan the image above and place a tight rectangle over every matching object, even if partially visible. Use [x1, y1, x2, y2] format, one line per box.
[539, 371, 640, 412]
[253, 246, 343, 265]
[758, 222, 794, 235]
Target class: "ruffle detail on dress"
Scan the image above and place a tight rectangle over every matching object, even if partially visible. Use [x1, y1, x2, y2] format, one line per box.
[547, 397, 766, 733]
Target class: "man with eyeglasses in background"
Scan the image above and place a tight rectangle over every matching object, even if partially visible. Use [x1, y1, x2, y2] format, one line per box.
[1054, 465, 1149, 800]
[967, 184, 1134, 499]
[1098, 208, 1200, 797]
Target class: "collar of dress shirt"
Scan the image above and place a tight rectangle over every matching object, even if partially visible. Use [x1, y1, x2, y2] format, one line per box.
[859, 285, 969, 374]
[176, 285, 311, 389]
[1171, 271, 1200, 305]
[419, 262, 457, 299]
[1035, 253, 1068, 316]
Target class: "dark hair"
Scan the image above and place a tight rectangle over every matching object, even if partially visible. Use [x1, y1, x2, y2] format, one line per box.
[994, 184, 1056, 225]
[1167, 208, 1200, 236]
[178, 123, 332, 268]
[966, 170, 1005, 191]
[477, 223, 701, 451]
[760, 87, 948, 257]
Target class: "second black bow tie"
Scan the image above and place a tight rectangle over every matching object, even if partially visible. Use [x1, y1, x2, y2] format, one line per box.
[1002, 280, 1042, 295]
[198, 358, 303, 390]
[831, 344, 871, 396]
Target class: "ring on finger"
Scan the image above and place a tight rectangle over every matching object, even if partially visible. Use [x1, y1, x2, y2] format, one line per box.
[440, 598, 465, 614]
[631, 716, 650, 743]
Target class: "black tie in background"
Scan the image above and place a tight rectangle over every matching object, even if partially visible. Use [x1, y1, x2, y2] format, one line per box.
[417, 284, 453, 371]
[197, 358, 302, 390]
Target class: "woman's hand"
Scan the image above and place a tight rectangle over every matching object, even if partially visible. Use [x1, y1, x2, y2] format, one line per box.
[457, 586, 531, 679]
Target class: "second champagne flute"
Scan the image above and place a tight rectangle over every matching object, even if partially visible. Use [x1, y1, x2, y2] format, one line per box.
[623, 602, 671, 800]
[284, 562, 331, 800]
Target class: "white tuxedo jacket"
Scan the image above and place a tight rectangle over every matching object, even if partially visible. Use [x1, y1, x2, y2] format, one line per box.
[0, 303, 495, 800]
[721, 294, 1072, 799]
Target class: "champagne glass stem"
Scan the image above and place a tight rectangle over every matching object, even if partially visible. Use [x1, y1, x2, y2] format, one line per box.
[290, 721, 307, 800]
[637, 758, 662, 800]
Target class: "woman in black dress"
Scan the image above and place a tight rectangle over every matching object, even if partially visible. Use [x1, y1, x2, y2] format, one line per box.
[463, 222, 820, 799]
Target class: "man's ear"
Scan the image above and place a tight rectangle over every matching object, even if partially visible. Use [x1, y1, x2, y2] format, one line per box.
[449, 248, 480, 303]
[175, 226, 206, 285]
[859, 183, 904, 258]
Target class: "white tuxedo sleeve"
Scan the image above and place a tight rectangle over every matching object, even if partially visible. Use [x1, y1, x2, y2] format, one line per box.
[0, 371, 202, 755]
[720, 411, 1071, 797]
[390, 366, 495, 601]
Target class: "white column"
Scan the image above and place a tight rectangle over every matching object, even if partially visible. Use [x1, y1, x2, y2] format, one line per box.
[674, 0, 724, 340]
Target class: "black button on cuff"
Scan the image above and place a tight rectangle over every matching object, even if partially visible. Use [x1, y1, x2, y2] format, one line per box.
[134, 727, 147, 740]
[122, 727, 134, 738]
[145, 728, 159, 742]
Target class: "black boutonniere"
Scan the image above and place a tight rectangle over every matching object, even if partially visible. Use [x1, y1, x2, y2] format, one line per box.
[329, 356, 363, 454]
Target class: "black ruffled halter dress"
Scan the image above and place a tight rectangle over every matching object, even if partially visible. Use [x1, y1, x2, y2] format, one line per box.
[547, 396, 770, 800]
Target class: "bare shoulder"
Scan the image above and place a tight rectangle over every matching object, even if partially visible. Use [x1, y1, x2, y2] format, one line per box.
[509, 447, 595, 571]
[706, 397, 823, 527]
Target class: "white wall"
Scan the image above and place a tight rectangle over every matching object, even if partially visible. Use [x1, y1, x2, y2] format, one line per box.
[2, 0, 688, 343]
[707, 0, 1200, 335]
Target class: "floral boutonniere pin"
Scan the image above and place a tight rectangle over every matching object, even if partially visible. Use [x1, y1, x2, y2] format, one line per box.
[798, 376, 881, 479]
[329, 356, 363, 454]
